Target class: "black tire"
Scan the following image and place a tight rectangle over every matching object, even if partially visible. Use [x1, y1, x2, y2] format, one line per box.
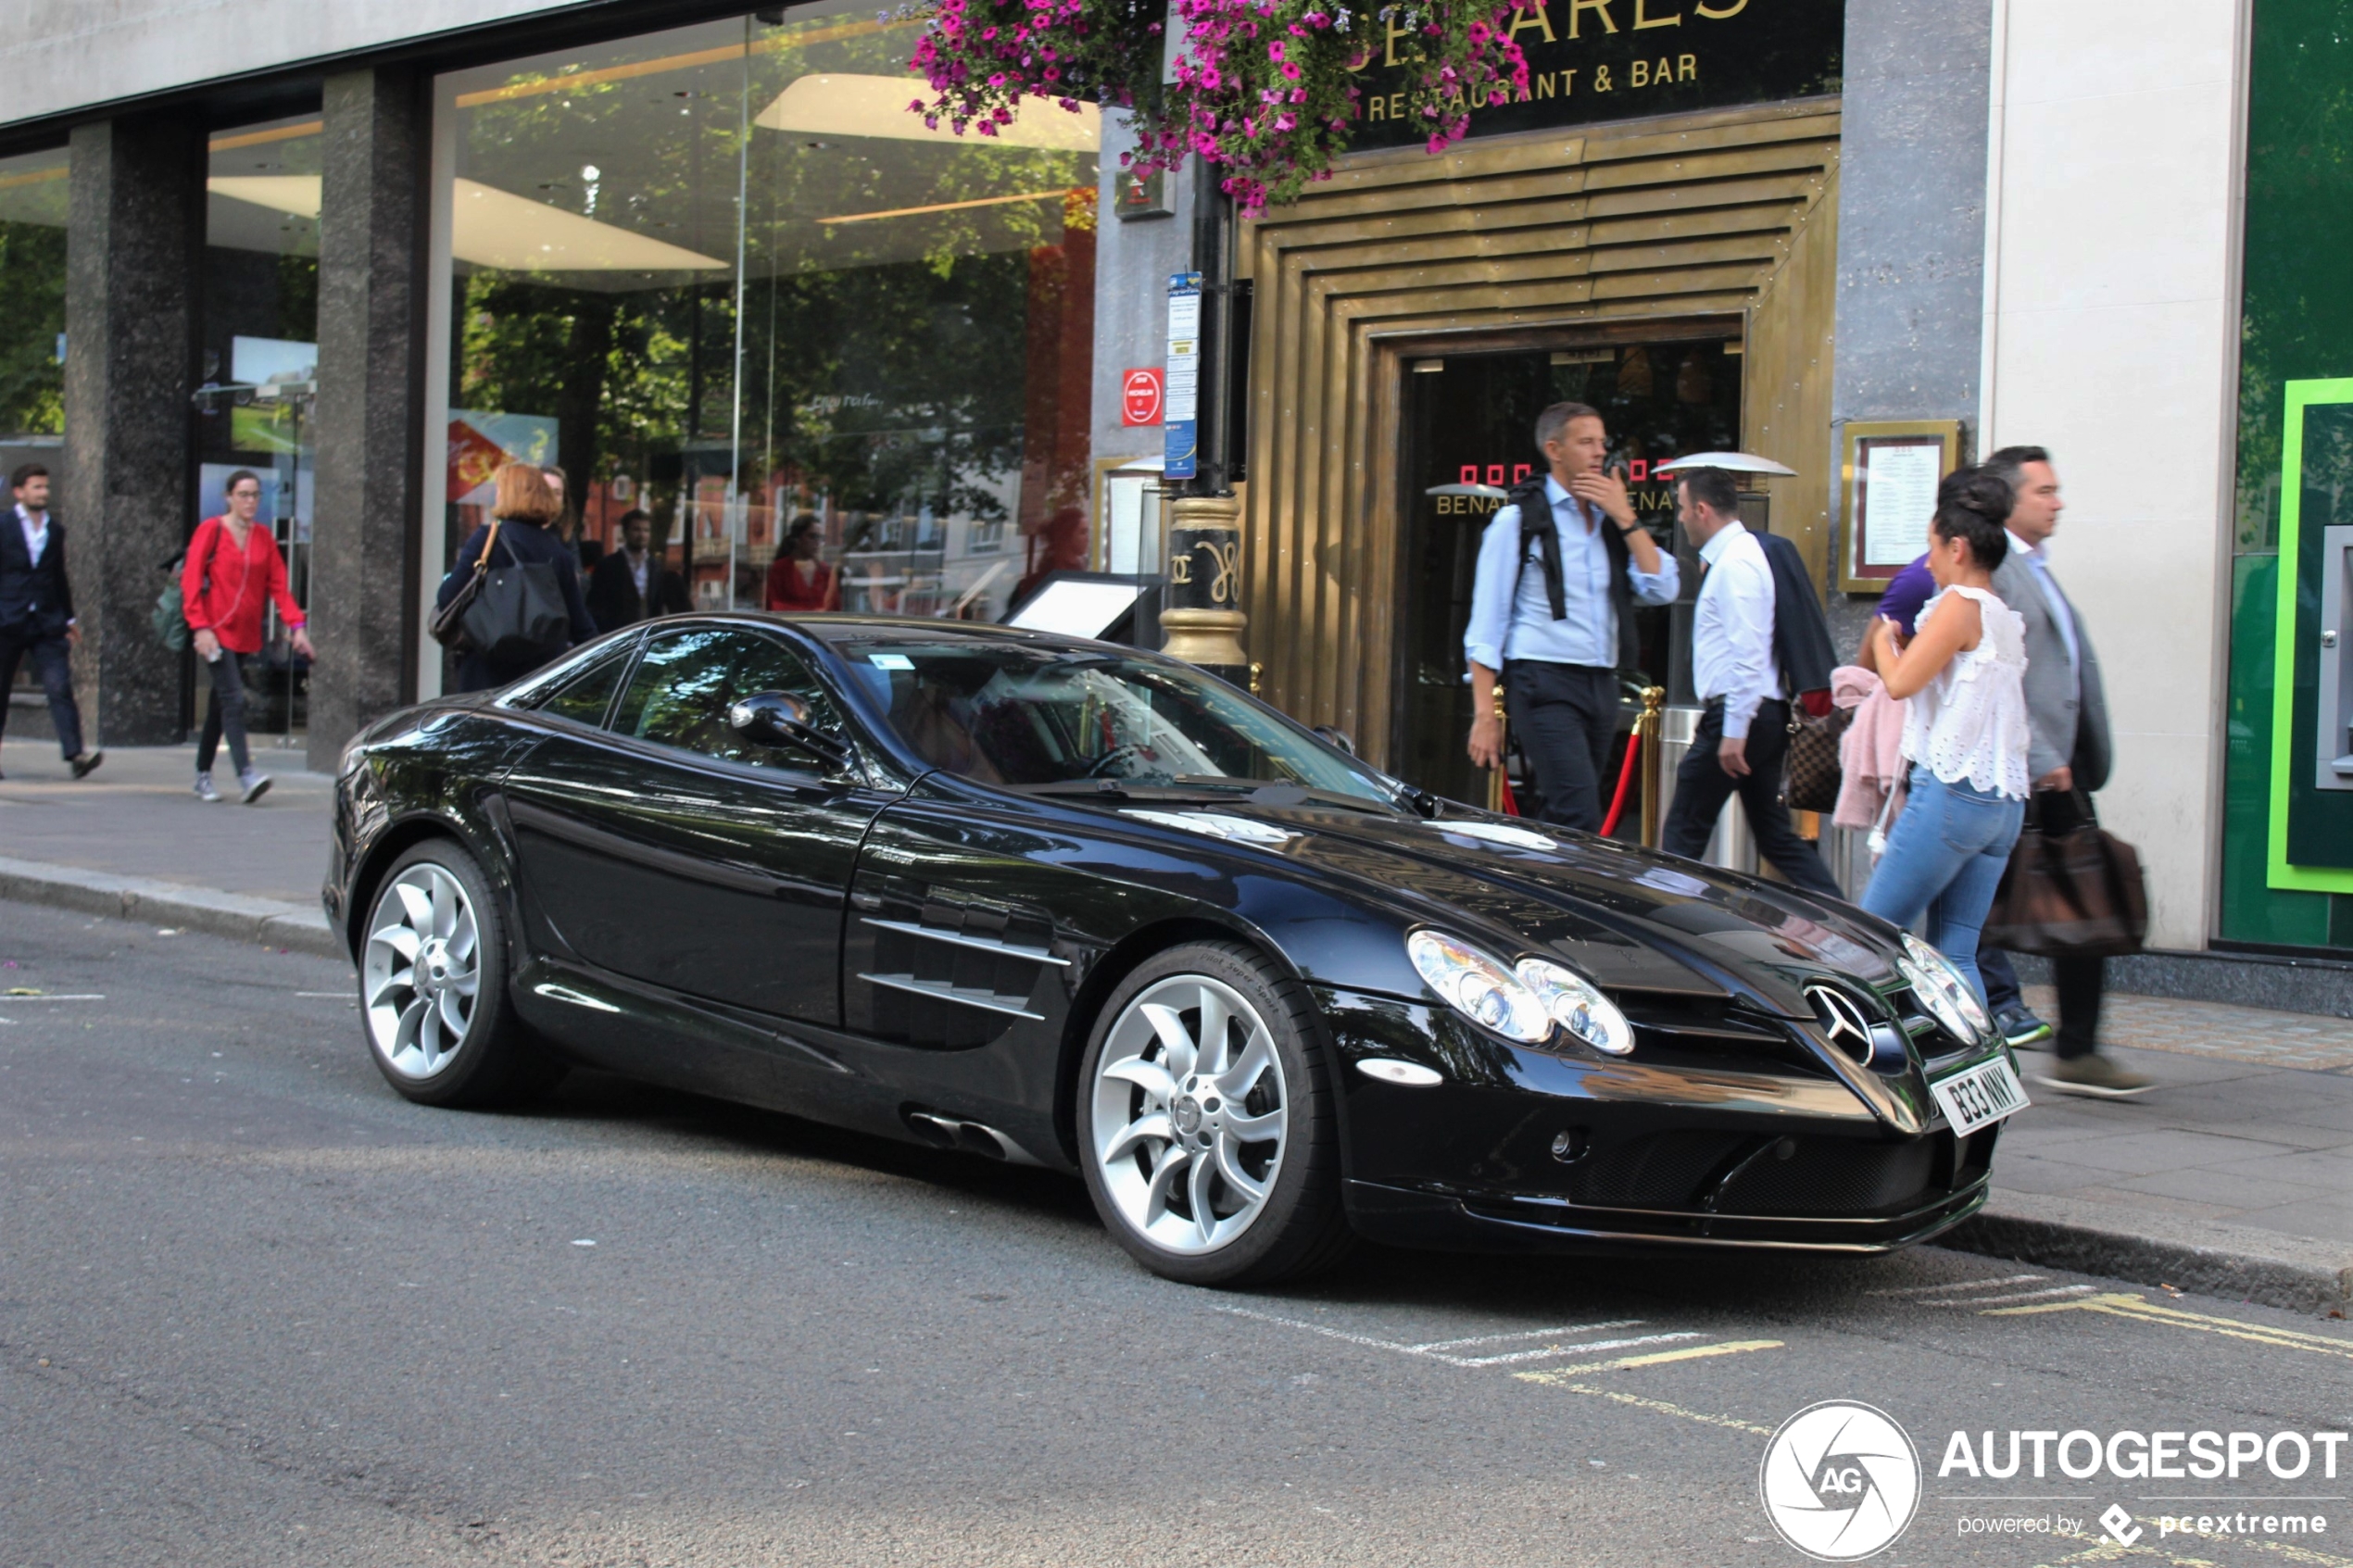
[1077, 940, 1353, 1286]
[356, 840, 565, 1109]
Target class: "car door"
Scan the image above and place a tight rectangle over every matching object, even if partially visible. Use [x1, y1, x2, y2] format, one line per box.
[503, 623, 892, 1025]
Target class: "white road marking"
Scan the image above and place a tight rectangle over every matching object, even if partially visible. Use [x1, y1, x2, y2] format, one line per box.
[0, 994, 105, 1002]
[1214, 1305, 1714, 1373]
[1868, 1273, 2044, 1298]
[1926, 1284, 2098, 1308]
[1455, 1332, 1701, 1368]
[1409, 1319, 1643, 1352]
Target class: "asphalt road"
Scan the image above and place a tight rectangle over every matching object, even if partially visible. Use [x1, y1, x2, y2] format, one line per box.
[3, 899, 2347, 1568]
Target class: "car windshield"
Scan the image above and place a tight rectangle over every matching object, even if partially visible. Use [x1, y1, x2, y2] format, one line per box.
[841, 640, 1397, 807]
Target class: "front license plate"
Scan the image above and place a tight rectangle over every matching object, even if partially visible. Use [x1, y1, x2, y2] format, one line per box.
[1930, 1054, 2030, 1136]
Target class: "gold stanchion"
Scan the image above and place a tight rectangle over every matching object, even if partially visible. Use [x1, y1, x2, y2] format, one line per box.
[1486, 683, 1509, 814]
[1638, 685, 1666, 847]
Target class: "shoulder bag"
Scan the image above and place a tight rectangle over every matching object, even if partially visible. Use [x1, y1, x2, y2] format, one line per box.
[428, 521, 500, 649]
[455, 523, 573, 663]
[1982, 790, 2148, 958]
[1780, 701, 1852, 814]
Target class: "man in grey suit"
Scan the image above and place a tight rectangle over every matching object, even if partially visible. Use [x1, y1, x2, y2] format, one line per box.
[1976, 445, 2151, 1097]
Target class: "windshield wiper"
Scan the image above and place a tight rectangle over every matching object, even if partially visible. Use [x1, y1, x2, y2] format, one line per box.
[1017, 779, 1243, 803]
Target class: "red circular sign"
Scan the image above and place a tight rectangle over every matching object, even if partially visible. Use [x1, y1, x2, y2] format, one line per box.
[1121, 368, 1164, 427]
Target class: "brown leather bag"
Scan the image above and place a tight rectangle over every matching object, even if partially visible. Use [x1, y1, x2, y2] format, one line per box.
[1982, 792, 2148, 958]
[1780, 702, 1852, 813]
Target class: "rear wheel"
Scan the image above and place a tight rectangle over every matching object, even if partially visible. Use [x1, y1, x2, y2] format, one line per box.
[1078, 941, 1353, 1286]
[359, 842, 564, 1108]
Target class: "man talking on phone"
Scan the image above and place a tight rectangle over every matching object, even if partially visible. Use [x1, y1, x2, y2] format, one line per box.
[1465, 402, 1679, 829]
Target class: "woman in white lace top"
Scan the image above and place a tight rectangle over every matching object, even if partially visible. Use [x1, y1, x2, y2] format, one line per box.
[1858, 470, 2032, 1003]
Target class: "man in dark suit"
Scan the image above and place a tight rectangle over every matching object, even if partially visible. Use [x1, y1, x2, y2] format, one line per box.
[0, 462, 100, 781]
[586, 509, 689, 633]
[1973, 445, 2144, 1098]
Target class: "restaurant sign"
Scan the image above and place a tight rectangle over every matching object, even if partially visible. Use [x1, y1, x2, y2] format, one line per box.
[1350, 0, 1843, 149]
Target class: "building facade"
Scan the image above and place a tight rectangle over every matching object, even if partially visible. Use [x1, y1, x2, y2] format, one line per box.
[5, 0, 2340, 975]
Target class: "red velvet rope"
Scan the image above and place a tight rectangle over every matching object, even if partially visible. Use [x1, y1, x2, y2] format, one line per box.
[1598, 729, 1642, 837]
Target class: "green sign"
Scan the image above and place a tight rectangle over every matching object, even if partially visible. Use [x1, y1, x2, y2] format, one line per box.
[2268, 379, 2353, 890]
[1350, 0, 1843, 149]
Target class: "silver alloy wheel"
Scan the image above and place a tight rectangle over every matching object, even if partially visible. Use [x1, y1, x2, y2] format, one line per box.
[362, 862, 481, 1080]
[1089, 973, 1289, 1255]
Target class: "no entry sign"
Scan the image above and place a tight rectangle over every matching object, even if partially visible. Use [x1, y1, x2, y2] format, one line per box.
[1121, 367, 1164, 427]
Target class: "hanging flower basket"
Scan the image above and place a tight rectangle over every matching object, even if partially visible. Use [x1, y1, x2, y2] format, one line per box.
[910, 0, 1534, 214]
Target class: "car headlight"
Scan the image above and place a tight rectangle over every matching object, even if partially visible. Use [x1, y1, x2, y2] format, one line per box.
[1896, 932, 1993, 1042]
[1516, 958, 1635, 1056]
[1404, 932, 1633, 1054]
[1405, 931, 1551, 1044]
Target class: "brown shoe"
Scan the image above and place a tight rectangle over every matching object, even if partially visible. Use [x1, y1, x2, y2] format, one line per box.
[2034, 1054, 2154, 1098]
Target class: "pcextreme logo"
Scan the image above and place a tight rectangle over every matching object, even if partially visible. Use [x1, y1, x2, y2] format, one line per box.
[1758, 1401, 1923, 1561]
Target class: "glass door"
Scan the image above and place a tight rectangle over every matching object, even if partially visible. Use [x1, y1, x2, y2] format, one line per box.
[1392, 335, 1741, 811]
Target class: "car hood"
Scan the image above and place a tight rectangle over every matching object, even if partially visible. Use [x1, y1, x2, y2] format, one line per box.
[1121, 798, 1903, 1019]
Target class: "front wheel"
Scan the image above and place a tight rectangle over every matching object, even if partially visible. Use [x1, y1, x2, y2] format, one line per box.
[359, 842, 564, 1108]
[1078, 941, 1352, 1286]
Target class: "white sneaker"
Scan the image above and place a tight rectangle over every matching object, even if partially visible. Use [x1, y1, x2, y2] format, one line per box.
[238, 770, 272, 805]
[194, 773, 220, 803]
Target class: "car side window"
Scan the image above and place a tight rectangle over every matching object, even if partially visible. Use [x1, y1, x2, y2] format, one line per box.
[532, 641, 635, 727]
[610, 628, 848, 771]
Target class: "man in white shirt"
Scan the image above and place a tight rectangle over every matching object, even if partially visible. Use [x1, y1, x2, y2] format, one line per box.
[1463, 401, 1680, 829]
[1658, 467, 1840, 897]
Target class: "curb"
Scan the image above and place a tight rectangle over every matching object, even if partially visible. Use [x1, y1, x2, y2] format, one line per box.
[0, 854, 345, 960]
[1943, 1189, 2352, 1316]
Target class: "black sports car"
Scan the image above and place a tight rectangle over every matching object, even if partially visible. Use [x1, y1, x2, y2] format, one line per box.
[325, 614, 2022, 1286]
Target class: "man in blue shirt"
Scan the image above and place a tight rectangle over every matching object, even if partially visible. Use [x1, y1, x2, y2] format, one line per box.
[1465, 402, 1680, 829]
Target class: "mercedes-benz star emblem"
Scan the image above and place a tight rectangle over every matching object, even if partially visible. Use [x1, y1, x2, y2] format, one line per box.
[1806, 985, 1876, 1064]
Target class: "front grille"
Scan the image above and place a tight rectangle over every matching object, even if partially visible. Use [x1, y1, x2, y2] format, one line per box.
[1572, 1131, 1747, 1208]
[1715, 1135, 1941, 1216]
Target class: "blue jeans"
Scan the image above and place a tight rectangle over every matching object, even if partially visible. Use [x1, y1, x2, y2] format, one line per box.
[1860, 768, 2024, 1003]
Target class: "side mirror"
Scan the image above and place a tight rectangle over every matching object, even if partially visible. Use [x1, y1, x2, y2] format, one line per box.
[727, 690, 852, 767]
[1313, 724, 1356, 756]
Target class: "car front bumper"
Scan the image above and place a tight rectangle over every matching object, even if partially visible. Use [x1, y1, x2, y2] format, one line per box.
[1317, 985, 2002, 1255]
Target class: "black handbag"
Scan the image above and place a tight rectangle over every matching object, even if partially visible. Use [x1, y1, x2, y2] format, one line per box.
[429, 520, 499, 650]
[432, 521, 572, 663]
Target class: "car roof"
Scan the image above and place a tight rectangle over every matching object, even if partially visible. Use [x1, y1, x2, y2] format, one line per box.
[675, 611, 1125, 657]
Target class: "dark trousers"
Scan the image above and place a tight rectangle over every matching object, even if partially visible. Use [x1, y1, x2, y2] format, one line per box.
[1505, 661, 1620, 832]
[1661, 698, 1843, 898]
[1978, 788, 2107, 1059]
[197, 649, 250, 776]
[0, 625, 82, 759]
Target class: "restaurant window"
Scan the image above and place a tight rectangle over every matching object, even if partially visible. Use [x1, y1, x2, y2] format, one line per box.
[199, 113, 323, 737]
[428, 3, 1097, 680]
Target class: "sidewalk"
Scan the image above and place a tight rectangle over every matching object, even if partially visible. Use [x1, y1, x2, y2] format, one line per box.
[0, 743, 335, 952]
[1, 746, 2347, 1309]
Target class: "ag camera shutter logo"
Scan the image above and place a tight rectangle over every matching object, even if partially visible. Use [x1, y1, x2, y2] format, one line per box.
[1759, 1401, 1922, 1560]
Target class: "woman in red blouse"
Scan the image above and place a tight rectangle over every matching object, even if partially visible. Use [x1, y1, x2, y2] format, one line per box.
[182, 470, 310, 803]
[763, 516, 840, 612]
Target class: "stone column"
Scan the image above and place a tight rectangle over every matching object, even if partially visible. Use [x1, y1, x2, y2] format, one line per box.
[309, 66, 428, 771]
[64, 115, 203, 746]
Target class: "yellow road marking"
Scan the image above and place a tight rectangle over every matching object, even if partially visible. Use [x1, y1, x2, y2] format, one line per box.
[2037, 1524, 2353, 1568]
[1516, 1337, 1783, 1380]
[1536, 1384, 1776, 1437]
[1987, 1292, 2353, 1361]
